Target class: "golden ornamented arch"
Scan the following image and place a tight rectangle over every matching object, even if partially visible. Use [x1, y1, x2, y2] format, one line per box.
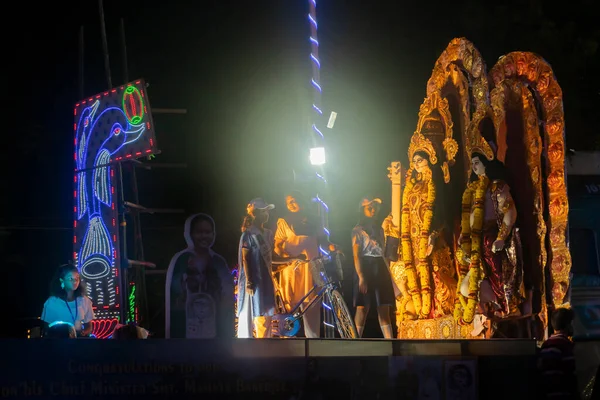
[422, 38, 491, 182]
[490, 52, 570, 308]
[490, 80, 549, 328]
[426, 37, 489, 111]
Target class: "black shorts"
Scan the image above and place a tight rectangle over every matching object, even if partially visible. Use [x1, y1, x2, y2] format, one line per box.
[353, 256, 395, 308]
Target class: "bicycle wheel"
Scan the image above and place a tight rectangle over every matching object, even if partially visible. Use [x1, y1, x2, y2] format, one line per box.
[328, 289, 358, 339]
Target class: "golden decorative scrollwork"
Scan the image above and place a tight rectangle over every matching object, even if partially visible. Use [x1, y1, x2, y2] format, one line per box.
[490, 82, 508, 161]
[490, 52, 570, 308]
[415, 91, 458, 166]
[397, 314, 481, 339]
[442, 138, 459, 164]
[427, 37, 489, 110]
[408, 132, 438, 165]
[444, 64, 471, 132]
[416, 92, 454, 139]
[465, 106, 495, 161]
[441, 162, 450, 184]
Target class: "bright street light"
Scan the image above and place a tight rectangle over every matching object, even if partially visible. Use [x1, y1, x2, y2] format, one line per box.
[310, 147, 326, 165]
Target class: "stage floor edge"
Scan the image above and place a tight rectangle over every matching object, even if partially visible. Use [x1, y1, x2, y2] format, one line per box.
[235, 338, 537, 357]
[12, 338, 537, 357]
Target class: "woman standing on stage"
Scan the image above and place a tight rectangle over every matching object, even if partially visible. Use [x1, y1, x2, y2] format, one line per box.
[352, 197, 395, 338]
[41, 264, 94, 337]
[274, 191, 322, 338]
[236, 198, 277, 338]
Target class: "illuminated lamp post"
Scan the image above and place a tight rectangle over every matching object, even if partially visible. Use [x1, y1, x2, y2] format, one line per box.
[310, 147, 326, 166]
[307, 0, 330, 251]
[307, 0, 336, 338]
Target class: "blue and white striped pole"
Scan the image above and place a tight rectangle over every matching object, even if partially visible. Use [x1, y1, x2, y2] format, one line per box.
[307, 0, 336, 338]
[308, 0, 330, 252]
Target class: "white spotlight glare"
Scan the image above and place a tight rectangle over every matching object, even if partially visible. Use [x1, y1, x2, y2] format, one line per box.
[310, 147, 326, 165]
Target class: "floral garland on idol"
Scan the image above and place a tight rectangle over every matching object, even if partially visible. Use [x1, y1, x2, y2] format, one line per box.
[454, 175, 489, 325]
[401, 167, 436, 319]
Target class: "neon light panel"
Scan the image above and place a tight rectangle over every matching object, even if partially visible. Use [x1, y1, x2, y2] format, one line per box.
[122, 86, 145, 125]
[73, 79, 157, 337]
[127, 283, 136, 324]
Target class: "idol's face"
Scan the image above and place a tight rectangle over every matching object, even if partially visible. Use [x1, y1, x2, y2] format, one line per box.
[413, 154, 429, 174]
[471, 156, 486, 176]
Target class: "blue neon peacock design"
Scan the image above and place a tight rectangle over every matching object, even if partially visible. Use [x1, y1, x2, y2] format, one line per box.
[75, 96, 145, 310]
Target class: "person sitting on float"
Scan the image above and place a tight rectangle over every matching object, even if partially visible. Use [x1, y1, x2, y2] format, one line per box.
[274, 190, 337, 338]
[352, 197, 396, 338]
[41, 264, 94, 337]
[236, 198, 278, 338]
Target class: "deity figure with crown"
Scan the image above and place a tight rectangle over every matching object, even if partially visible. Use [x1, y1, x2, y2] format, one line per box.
[453, 137, 526, 326]
[399, 132, 457, 321]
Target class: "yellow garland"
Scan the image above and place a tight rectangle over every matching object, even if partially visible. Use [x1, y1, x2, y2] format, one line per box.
[401, 174, 420, 316]
[401, 176, 415, 264]
[454, 175, 489, 325]
[453, 187, 472, 322]
[401, 168, 436, 318]
[418, 169, 435, 317]
[398, 294, 410, 322]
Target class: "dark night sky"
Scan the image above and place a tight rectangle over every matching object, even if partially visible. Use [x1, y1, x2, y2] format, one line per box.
[2, 0, 598, 325]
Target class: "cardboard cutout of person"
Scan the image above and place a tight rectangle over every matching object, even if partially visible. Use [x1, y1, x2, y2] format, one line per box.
[165, 213, 234, 338]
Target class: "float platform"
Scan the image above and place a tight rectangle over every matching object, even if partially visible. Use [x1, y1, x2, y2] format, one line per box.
[0, 338, 542, 399]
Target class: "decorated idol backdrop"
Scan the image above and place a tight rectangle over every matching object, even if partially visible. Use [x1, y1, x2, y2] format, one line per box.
[387, 38, 571, 339]
[73, 79, 158, 337]
[165, 214, 234, 339]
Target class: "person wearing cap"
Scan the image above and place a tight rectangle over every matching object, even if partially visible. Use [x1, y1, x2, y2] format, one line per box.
[236, 198, 277, 338]
[352, 197, 395, 338]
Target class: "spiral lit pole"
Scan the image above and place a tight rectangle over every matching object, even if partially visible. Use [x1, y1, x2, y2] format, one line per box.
[308, 0, 330, 253]
[307, 0, 336, 338]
